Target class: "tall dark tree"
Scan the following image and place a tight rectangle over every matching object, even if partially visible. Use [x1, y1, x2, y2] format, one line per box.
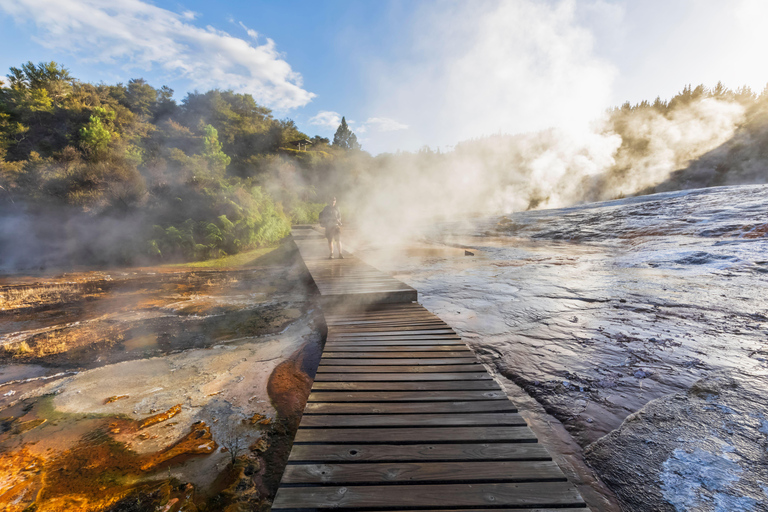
[6, 61, 73, 103]
[332, 116, 361, 150]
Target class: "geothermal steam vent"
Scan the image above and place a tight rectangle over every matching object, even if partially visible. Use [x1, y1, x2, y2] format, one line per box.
[272, 226, 590, 510]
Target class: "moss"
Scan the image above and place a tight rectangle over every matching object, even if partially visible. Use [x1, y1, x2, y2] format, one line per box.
[163, 246, 277, 269]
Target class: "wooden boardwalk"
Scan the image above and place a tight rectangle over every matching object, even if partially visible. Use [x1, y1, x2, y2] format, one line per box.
[272, 228, 589, 511]
[291, 227, 417, 308]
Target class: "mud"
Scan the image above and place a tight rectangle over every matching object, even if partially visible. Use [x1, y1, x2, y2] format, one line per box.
[0, 240, 326, 511]
[357, 184, 768, 512]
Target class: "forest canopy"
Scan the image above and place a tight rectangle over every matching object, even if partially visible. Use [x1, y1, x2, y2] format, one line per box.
[0, 61, 363, 265]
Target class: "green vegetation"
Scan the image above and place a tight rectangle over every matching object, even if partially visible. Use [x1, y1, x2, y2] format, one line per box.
[0, 61, 362, 265]
[2, 62, 767, 269]
[163, 245, 278, 269]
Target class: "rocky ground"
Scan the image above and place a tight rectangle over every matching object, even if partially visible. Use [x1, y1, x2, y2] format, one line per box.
[357, 184, 768, 512]
[0, 241, 324, 511]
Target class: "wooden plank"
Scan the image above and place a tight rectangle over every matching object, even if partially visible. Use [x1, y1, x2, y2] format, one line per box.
[330, 321, 448, 329]
[298, 412, 526, 428]
[286, 442, 553, 463]
[325, 337, 463, 344]
[319, 291, 417, 306]
[327, 313, 437, 322]
[303, 400, 516, 414]
[328, 331, 459, 337]
[322, 345, 471, 352]
[331, 329, 456, 336]
[293, 426, 538, 444]
[281, 460, 565, 485]
[317, 365, 486, 373]
[384, 509, 590, 512]
[319, 357, 479, 365]
[311, 380, 501, 391]
[307, 390, 507, 401]
[329, 319, 445, 327]
[328, 306, 431, 314]
[313, 373, 493, 381]
[318, 286, 415, 293]
[321, 351, 473, 358]
[271, 481, 585, 509]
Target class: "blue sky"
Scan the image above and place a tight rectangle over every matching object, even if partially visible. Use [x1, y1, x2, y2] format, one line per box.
[2, 0, 768, 154]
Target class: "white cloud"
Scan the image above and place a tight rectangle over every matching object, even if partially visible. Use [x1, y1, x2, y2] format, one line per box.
[308, 110, 342, 129]
[0, 0, 315, 110]
[363, 117, 409, 132]
[238, 21, 258, 40]
[308, 113, 408, 136]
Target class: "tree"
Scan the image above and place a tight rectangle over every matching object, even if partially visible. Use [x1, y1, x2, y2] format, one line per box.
[6, 61, 73, 103]
[332, 116, 361, 150]
[79, 115, 112, 155]
[311, 135, 330, 147]
[125, 78, 157, 118]
[202, 124, 231, 173]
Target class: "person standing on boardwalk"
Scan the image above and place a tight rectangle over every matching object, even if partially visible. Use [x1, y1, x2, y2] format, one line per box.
[319, 196, 343, 259]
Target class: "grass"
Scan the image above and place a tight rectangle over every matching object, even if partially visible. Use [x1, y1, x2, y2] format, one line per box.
[163, 246, 277, 269]
[162, 242, 294, 269]
[0, 283, 80, 309]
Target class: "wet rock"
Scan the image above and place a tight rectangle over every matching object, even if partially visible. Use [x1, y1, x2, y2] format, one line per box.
[249, 413, 272, 426]
[139, 404, 182, 429]
[141, 421, 217, 471]
[14, 418, 46, 434]
[585, 372, 768, 511]
[633, 369, 653, 379]
[0, 447, 44, 511]
[250, 438, 268, 453]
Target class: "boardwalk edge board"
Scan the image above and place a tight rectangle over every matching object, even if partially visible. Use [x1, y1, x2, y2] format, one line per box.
[271, 229, 591, 511]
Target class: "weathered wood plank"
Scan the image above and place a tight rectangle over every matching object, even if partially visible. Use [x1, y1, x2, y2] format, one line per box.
[317, 364, 486, 373]
[293, 426, 538, 444]
[281, 460, 565, 485]
[384, 509, 590, 512]
[321, 351, 473, 358]
[318, 291, 418, 307]
[331, 329, 456, 336]
[313, 372, 493, 381]
[271, 481, 585, 509]
[311, 380, 501, 391]
[330, 321, 447, 329]
[298, 412, 526, 428]
[322, 345, 469, 352]
[329, 319, 446, 327]
[319, 357, 479, 365]
[327, 314, 437, 322]
[325, 336, 463, 344]
[307, 390, 506, 401]
[303, 400, 516, 414]
[286, 442, 553, 463]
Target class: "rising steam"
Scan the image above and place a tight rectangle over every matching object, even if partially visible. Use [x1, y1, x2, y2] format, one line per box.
[342, 92, 751, 246]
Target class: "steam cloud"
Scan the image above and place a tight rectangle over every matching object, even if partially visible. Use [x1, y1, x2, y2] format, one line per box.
[343, 94, 749, 247]
[340, 0, 755, 244]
